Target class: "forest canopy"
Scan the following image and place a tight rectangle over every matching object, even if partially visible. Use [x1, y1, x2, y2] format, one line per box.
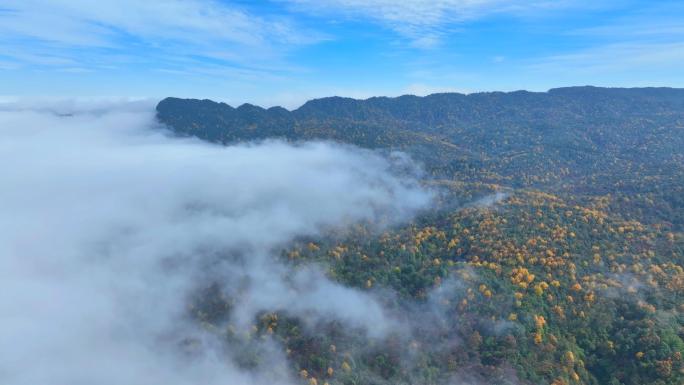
[157, 87, 684, 385]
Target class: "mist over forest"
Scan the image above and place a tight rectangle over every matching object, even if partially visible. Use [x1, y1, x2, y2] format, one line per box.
[0, 101, 431, 385]
[1, 87, 682, 385]
[1, 1, 684, 384]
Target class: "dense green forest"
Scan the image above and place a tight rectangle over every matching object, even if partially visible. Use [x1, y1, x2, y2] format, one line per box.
[157, 87, 684, 385]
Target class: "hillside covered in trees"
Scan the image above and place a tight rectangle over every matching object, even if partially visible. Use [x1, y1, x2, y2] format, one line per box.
[156, 87, 684, 385]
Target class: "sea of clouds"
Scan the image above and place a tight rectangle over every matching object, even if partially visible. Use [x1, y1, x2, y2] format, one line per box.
[0, 100, 433, 385]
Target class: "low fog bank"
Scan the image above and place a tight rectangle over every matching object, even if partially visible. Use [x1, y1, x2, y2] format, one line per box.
[0, 102, 433, 385]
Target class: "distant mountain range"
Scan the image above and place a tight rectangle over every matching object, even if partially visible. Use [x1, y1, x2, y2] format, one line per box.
[157, 87, 684, 226]
[157, 87, 684, 147]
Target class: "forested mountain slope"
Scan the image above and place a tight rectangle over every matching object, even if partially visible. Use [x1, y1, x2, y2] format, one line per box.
[156, 87, 684, 385]
[157, 87, 684, 226]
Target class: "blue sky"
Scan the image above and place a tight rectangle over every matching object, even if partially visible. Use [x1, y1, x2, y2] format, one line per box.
[1, 0, 683, 108]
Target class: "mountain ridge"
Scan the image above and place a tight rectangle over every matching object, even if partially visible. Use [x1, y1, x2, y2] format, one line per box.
[156, 85, 684, 229]
[159, 86, 684, 114]
[156, 86, 684, 175]
[154, 86, 684, 385]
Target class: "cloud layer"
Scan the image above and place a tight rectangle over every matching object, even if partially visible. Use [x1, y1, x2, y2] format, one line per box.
[0, 0, 320, 73]
[0, 101, 432, 385]
[284, 0, 580, 47]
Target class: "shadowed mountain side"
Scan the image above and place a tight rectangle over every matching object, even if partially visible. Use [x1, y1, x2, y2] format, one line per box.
[157, 87, 684, 227]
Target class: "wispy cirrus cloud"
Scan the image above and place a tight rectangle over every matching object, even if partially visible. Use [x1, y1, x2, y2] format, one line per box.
[523, 40, 684, 90]
[0, 0, 322, 74]
[568, 1, 684, 40]
[1, 0, 682, 100]
[282, 0, 585, 48]
[532, 42, 684, 74]
[530, 2, 684, 79]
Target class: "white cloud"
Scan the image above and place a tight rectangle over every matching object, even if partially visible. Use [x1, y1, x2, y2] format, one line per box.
[0, 0, 307, 47]
[528, 1, 684, 78]
[0, 101, 432, 385]
[531, 41, 684, 74]
[568, 1, 684, 40]
[283, 0, 581, 47]
[0, 0, 322, 72]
